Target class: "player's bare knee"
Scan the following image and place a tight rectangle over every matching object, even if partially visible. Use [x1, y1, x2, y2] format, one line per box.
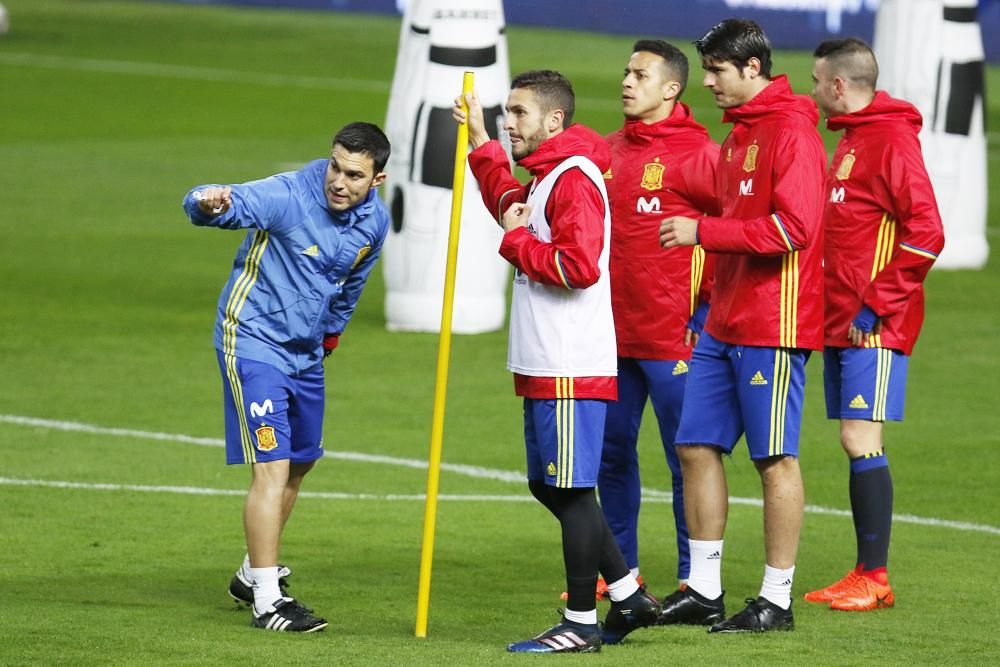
[250, 458, 292, 490]
[754, 454, 800, 481]
[839, 419, 882, 457]
[677, 444, 708, 465]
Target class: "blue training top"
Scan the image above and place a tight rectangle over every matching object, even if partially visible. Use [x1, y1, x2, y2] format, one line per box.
[183, 159, 390, 376]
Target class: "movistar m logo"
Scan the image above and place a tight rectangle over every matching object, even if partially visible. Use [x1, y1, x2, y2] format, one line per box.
[739, 179, 754, 196]
[637, 196, 661, 213]
[250, 400, 274, 418]
[830, 187, 845, 203]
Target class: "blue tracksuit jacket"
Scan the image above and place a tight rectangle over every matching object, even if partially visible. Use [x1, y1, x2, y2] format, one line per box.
[183, 159, 389, 375]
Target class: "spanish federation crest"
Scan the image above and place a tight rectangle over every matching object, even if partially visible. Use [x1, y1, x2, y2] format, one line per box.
[351, 245, 372, 270]
[641, 158, 665, 191]
[742, 143, 759, 172]
[255, 425, 277, 452]
[836, 151, 856, 180]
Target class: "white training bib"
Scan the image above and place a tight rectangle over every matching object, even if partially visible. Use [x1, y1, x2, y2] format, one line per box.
[507, 155, 617, 377]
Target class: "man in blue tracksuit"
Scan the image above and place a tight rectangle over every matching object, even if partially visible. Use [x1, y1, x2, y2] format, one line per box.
[182, 122, 390, 633]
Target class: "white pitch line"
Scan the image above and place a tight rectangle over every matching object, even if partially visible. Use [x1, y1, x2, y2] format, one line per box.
[5, 52, 1000, 134]
[3, 476, 999, 536]
[0, 50, 623, 111]
[0, 50, 627, 114]
[0, 477, 534, 503]
[0, 51, 390, 93]
[0, 414, 522, 484]
[2, 414, 998, 536]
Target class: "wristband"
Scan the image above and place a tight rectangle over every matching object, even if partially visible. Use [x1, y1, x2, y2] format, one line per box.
[852, 305, 878, 333]
[687, 302, 710, 335]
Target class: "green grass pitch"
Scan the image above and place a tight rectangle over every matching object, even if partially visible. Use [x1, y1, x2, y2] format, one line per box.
[1, 1, 998, 663]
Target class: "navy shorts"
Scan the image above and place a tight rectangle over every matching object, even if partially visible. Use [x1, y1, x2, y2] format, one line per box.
[823, 346, 909, 422]
[675, 332, 808, 459]
[217, 351, 325, 465]
[524, 396, 607, 488]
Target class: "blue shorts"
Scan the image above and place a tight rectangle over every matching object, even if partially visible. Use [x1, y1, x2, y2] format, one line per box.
[675, 332, 808, 459]
[524, 397, 607, 488]
[823, 347, 909, 422]
[217, 351, 325, 465]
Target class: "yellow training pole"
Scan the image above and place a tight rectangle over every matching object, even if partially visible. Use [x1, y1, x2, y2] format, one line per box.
[415, 71, 474, 639]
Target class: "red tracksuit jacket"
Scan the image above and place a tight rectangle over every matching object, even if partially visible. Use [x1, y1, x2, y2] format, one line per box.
[823, 91, 945, 355]
[469, 123, 616, 399]
[698, 75, 827, 351]
[606, 103, 720, 360]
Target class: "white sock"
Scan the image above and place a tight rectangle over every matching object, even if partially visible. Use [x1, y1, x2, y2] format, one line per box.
[250, 566, 284, 615]
[759, 564, 795, 610]
[686, 539, 724, 600]
[239, 553, 252, 580]
[606, 574, 640, 602]
[563, 607, 598, 626]
[629, 566, 640, 580]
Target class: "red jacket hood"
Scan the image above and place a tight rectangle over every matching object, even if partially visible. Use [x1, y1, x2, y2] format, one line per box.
[518, 123, 612, 177]
[619, 102, 711, 142]
[722, 74, 819, 128]
[826, 90, 923, 133]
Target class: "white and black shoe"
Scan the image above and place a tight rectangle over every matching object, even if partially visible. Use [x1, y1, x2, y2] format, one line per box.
[228, 565, 291, 607]
[251, 598, 327, 633]
[506, 617, 601, 653]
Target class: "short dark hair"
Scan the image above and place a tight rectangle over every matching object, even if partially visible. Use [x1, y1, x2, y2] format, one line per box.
[813, 37, 879, 90]
[333, 122, 391, 173]
[694, 18, 772, 79]
[632, 39, 690, 98]
[510, 70, 575, 128]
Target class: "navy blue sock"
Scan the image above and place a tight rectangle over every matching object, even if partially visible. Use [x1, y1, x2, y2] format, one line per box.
[849, 450, 893, 570]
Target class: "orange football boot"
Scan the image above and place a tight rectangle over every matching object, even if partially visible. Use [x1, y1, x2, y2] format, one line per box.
[803, 570, 862, 603]
[560, 575, 644, 601]
[830, 573, 894, 611]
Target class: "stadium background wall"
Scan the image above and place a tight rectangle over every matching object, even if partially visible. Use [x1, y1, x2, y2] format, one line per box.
[168, 0, 1000, 63]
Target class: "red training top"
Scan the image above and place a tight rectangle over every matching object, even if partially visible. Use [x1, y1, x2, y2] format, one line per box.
[823, 90, 944, 355]
[605, 102, 720, 360]
[698, 75, 827, 351]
